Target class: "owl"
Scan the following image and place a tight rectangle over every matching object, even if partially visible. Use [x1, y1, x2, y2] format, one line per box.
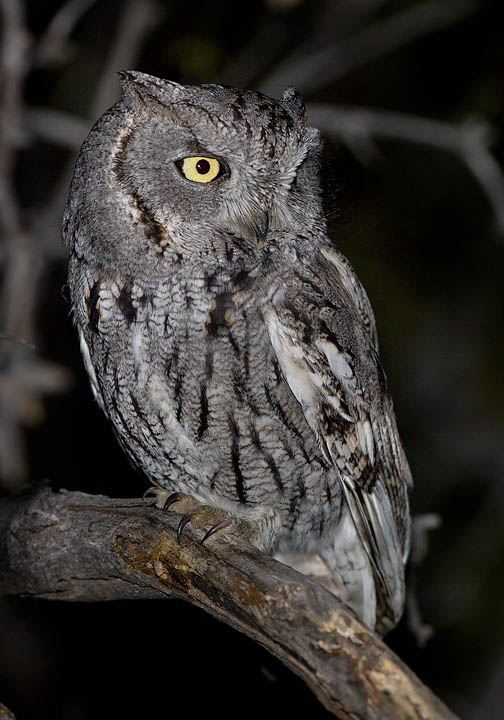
[63, 71, 412, 634]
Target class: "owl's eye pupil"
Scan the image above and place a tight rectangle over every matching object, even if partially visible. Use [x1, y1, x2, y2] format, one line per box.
[196, 159, 211, 174]
[178, 156, 222, 183]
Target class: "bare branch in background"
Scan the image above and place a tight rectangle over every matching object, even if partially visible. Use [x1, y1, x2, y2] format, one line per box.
[32, 0, 98, 67]
[406, 513, 442, 647]
[90, 0, 160, 118]
[308, 103, 504, 235]
[0, 0, 28, 240]
[217, 15, 290, 89]
[35, 0, 160, 262]
[0, 0, 159, 488]
[220, 0, 389, 90]
[302, 0, 390, 40]
[259, 0, 479, 96]
[24, 107, 90, 150]
[0, 0, 67, 488]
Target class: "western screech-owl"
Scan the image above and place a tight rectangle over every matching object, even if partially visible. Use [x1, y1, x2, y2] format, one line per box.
[63, 71, 412, 634]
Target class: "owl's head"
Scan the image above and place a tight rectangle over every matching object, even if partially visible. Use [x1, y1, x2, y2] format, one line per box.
[64, 71, 323, 274]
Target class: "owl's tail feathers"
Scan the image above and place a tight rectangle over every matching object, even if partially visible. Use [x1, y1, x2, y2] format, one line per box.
[274, 479, 406, 634]
[341, 476, 406, 635]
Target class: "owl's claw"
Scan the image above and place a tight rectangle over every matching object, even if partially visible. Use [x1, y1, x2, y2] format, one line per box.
[144, 488, 194, 513]
[176, 507, 234, 545]
[200, 518, 233, 545]
[176, 507, 199, 545]
[162, 491, 188, 512]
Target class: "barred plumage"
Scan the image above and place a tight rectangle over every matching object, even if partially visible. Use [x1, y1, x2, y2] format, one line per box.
[64, 71, 412, 633]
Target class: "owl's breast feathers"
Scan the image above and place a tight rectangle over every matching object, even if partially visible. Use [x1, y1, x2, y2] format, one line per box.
[72, 251, 338, 524]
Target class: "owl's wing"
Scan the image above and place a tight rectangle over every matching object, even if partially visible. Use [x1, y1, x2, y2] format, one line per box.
[265, 246, 412, 629]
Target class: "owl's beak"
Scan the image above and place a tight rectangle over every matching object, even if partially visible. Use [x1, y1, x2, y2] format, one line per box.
[256, 210, 269, 243]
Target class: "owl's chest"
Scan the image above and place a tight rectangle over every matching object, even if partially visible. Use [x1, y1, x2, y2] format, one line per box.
[142, 274, 274, 420]
[81, 263, 340, 533]
[132, 275, 296, 480]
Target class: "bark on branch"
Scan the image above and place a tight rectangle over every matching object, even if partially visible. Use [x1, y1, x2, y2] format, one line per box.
[0, 486, 457, 720]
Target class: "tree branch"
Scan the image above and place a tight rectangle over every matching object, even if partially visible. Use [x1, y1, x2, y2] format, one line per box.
[0, 486, 458, 720]
[308, 103, 504, 235]
[258, 0, 478, 96]
[32, 0, 99, 68]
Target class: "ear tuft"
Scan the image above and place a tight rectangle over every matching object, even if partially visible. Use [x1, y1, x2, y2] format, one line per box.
[118, 71, 186, 109]
[282, 86, 306, 121]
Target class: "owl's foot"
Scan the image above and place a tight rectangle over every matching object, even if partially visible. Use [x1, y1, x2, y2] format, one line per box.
[145, 488, 281, 550]
[145, 488, 235, 545]
[176, 504, 233, 546]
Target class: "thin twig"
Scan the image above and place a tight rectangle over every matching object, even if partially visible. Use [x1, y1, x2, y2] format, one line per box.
[24, 107, 91, 150]
[0, 0, 28, 238]
[218, 0, 388, 88]
[90, 0, 159, 118]
[0, 0, 42, 342]
[32, 0, 98, 67]
[259, 0, 479, 96]
[308, 103, 504, 235]
[0, 1, 73, 488]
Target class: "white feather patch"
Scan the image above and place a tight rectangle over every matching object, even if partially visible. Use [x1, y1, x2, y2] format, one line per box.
[316, 339, 358, 396]
[321, 508, 377, 630]
[131, 324, 148, 390]
[320, 246, 360, 308]
[325, 393, 354, 423]
[78, 330, 104, 410]
[356, 418, 375, 464]
[147, 374, 197, 457]
[264, 310, 318, 409]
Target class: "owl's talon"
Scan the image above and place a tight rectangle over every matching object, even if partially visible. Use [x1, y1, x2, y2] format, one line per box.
[200, 518, 233, 545]
[147, 490, 235, 545]
[145, 488, 195, 513]
[162, 491, 188, 512]
[177, 508, 199, 545]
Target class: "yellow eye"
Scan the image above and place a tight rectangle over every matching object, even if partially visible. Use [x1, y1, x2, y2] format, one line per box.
[179, 156, 221, 183]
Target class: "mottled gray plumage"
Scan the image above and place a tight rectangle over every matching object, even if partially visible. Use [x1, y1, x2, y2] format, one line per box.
[63, 71, 412, 633]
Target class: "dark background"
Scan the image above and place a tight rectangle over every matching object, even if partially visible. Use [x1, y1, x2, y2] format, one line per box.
[1, 0, 503, 718]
